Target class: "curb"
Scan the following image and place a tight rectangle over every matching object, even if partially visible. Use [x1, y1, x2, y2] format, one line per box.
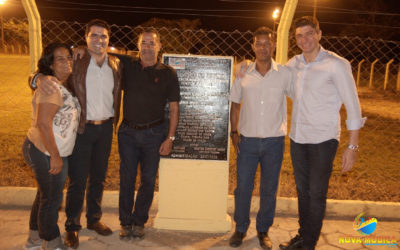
[0, 187, 399, 220]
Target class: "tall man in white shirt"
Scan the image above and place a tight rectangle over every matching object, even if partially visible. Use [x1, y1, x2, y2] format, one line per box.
[279, 17, 365, 250]
[229, 27, 293, 249]
[32, 19, 123, 249]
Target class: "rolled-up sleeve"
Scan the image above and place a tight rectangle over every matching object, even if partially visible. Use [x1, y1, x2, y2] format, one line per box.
[332, 59, 366, 130]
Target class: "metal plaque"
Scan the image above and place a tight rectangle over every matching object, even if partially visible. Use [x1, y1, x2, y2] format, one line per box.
[163, 54, 233, 161]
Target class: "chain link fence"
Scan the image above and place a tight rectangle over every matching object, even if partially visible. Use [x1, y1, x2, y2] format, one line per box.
[1, 18, 399, 200]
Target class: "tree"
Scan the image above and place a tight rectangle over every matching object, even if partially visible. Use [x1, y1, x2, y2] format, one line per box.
[3, 18, 28, 46]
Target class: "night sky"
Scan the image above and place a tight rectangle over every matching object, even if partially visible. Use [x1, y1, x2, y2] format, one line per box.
[3, 0, 400, 39]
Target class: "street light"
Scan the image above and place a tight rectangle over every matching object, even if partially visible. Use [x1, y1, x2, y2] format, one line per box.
[272, 8, 280, 34]
[0, 0, 6, 50]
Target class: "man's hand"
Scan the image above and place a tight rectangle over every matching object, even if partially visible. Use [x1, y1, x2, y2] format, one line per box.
[231, 134, 241, 154]
[341, 148, 357, 173]
[73, 47, 86, 60]
[159, 138, 173, 156]
[37, 75, 60, 95]
[49, 155, 63, 175]
[235, 59, 252, 79]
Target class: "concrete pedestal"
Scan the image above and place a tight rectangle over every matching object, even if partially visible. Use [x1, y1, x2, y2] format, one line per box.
[154, 158, 232, 232]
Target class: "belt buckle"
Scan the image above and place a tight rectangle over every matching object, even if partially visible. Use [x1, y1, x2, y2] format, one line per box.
[92, 120, 103, 125]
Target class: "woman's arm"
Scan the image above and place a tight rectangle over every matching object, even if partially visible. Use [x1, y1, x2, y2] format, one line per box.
[36, 102, 63, 175]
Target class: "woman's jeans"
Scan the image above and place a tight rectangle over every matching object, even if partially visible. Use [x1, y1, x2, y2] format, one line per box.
[22, 138, 68, 241]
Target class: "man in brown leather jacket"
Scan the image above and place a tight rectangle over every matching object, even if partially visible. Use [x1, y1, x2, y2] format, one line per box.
[31, 19, 123, 249]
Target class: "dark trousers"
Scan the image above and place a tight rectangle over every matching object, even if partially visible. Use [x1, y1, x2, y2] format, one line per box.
[118, 122, 165, 226]
[65, 120, 113, 232]
[22, 138, 68, 241]
[234, 136, 284, 233]
[290, 139, 338, 248]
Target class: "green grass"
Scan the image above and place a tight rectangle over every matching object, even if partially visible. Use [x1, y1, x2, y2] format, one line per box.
[1, 54, 399, 202]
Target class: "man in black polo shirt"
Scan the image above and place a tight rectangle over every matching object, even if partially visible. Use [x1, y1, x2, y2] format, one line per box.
[116, 28, 180, 240]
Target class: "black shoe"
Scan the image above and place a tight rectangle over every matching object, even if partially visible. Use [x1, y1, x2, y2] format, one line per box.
[132, 224, 145, 239]
[258, 232, 272, 250]
[229, 231, 246, 248]
[119, 225, 132, 240]
[64, 231, 79, 249]
[279, 234, 304, 249]
[87, 221, 113, 236]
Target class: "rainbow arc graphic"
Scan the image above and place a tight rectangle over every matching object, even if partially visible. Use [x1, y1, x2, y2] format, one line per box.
[353, 213, 377, 236]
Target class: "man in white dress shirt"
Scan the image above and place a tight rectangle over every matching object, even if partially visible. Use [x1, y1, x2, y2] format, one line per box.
[279, 16, 365, 250]
[229, 27, 293, 249]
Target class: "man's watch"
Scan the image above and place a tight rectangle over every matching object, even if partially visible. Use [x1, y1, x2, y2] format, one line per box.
[168, 136, 176, 141]
[348, 144, 359, 152]
[230, 131, 238, 137]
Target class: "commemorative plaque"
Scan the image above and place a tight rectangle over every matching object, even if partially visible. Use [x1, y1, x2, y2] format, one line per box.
[163, 54, 233, 161]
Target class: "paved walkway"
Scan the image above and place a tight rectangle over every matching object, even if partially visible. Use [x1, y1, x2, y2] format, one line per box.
[1, 207, 399, 250]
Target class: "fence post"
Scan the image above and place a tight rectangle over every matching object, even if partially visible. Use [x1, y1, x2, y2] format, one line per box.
[356, 59, 365, 87]
[383, 59, 394, 90]
[369, 59, 379, 88]
[276, 0, 298, 64]
[21, 0, 42, 73]
[397, 64, 400, 92]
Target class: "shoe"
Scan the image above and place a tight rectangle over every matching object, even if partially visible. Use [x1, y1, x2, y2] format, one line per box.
[41, 236, 67, 250]
[25, 230, 42, 250]
[229, 231, 246, 248]
[64, 231, 79, 249]
[131, 224, 145, 239]
[87, 221, 113, 236]
[279, 234, 304, 249]
[258, 232, 272, 249]
[119, 225, 132, 240]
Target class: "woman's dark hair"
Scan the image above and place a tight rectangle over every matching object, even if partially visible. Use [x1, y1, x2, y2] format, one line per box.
[37, 42, 72, 75]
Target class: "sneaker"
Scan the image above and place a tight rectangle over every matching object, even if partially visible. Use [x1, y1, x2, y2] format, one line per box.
[41, 236, 66, 250]
[25, 230, 42, 250]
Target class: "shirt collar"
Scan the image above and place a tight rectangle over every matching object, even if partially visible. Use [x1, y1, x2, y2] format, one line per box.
[139, 58, 162, 69]
[248, 58, 278, 74]
[89, 53, 108, 67]
[300, 45, 327, 63]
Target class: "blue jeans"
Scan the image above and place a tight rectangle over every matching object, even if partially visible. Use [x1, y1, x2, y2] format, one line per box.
[234, 136, 284, 233]
[290, 139, 338, 248]
[118, 122, 166, 226]
[65, 120, 113, 232]
[22, 138, 68, 241]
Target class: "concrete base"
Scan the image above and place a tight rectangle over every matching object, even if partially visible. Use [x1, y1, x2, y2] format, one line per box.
[153, 158, 232, 232]
[154, 214, 231, 232]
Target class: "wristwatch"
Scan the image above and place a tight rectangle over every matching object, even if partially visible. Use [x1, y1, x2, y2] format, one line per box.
[230, 131, 238, 137]
[348, 144, 359, 151]
[168, 136, 176, 141]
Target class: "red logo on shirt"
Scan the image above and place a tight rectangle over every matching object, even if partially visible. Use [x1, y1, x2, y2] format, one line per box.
[154, 77, 159, 83]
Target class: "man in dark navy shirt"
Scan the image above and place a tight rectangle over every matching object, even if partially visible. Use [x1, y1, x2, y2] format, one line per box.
[116, 28, 180, 240]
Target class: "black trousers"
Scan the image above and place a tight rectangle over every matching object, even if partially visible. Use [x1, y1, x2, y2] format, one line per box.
[65, 120, 113, 232]
[290, 139, 338, 248]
